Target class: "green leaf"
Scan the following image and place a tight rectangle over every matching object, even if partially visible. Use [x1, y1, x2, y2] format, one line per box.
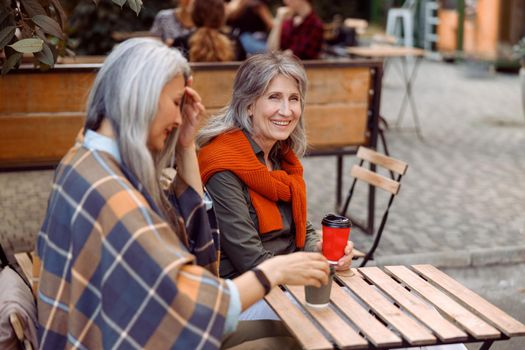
[35, 42, 55, 67]
[34, 27, 47, 41]
[1, 52, 22, 75]
[32, 15, 65, 40]
[49, 0, 67, 28]
[112, 0, 126, 7]
[20, 0, 46, 18]
[0, 25, 15, 50]
[8, 38, 44, 53]
[127, 0, 143, 15]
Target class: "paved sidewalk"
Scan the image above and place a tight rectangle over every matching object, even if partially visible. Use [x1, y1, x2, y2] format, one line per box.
[303, 59, 525, 267]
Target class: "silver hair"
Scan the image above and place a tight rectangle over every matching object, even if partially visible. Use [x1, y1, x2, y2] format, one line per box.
[84, 38, 190, 229]
[196, 52, 308, 157]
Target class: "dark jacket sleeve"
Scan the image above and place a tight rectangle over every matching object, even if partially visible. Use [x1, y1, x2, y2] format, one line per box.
[304, 220, 321, 252]
[206, 171, 275, 274]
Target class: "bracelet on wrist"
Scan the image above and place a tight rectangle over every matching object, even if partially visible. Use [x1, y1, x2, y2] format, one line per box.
[252, 268, 272, 295]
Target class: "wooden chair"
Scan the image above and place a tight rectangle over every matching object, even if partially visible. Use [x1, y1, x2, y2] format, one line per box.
[0, 244, 37, 350]
[9, 313, 33, 350]
[14, 251, 40, 297]
[339, 147, 408, 267]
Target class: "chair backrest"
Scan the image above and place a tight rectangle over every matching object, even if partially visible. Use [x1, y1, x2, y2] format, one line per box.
[341, 147, 408, 266]
[350, 147, 408, 195]
[14, 252, 40, 297]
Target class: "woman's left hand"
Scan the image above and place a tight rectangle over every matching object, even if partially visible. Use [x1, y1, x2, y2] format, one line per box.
[315, 240, 354, 271]
[177, 77, 205, 149]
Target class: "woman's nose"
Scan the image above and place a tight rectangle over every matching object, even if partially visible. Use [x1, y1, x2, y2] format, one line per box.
[174, 109, 182, 126]
[279, 100, 292, 116]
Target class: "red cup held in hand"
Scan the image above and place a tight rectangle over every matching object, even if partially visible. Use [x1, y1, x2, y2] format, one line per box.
[321, 214, 351, 264]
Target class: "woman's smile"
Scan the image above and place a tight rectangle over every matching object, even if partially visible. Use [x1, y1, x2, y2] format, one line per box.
[270, 119, 292, 127]
[249, 74, 302, 154]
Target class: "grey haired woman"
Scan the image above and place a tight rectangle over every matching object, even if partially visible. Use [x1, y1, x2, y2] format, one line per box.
[198, 52, 354, 320]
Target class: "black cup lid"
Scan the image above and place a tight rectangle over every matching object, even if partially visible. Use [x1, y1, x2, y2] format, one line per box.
[322, 214, 352, 228]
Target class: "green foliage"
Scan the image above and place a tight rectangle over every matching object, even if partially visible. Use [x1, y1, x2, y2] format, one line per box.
[1, 0, 372, 71]
[0, 0, 146, 74]
[65, 0, 169, 55]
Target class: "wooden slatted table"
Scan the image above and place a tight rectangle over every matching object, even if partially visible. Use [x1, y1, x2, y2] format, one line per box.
[265, 265, 525, 350]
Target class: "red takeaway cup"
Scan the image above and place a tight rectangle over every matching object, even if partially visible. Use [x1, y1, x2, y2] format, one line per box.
[321, 214, 352, 264]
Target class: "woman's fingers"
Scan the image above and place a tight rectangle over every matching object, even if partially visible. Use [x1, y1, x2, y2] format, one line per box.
[184, 86, 202, 104]
[335, 242, 353, 269]
[181, 88, 205, 122]
[344, 241, 354, 255]
[262, 252, 330, 287]
[335, 255, 352, 270]
[302, 256, 330, 280]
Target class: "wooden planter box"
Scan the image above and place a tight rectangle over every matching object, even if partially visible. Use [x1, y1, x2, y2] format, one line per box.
[0, 59, 382, 169]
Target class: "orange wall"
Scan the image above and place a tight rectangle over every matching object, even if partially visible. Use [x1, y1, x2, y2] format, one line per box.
[463, 0, 500, 59]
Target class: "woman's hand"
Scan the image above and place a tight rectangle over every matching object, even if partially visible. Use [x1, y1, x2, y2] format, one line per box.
[172, 77, 205, 197]
[177, 77, 205, 149]
[275, 6, 293, 21]
[336, 241, 354, 270]
[315, 240, 354, 271]
[257, 252, 330, 288]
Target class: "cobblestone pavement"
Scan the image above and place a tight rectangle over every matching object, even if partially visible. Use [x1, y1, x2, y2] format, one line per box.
[303, 59, 525, 264]
[1, 59, 524, 268]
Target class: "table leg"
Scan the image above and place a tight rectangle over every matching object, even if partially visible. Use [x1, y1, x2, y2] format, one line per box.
[478, 340, 494, 350]
[395, 56, 424, 140]
[394, 59, 410, 127]
[405, 57, 423, 139]
[336, 155, 343, 211]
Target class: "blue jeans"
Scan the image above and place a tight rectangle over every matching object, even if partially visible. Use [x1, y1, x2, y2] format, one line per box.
[239, 32, 268, 55]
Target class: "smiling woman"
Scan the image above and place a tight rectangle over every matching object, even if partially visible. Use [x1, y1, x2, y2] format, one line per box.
[197, 52, 354, 320]
[248, 74, 302, 169]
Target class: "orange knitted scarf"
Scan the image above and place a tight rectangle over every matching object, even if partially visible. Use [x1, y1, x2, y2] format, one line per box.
[199, 129, 307, 248]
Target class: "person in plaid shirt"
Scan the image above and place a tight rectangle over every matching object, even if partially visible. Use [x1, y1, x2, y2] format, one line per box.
[36, 38, 330, 349]
[267, 0, 324, 60]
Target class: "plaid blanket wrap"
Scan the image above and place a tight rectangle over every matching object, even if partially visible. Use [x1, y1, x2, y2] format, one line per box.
[36, 145, 230, 349]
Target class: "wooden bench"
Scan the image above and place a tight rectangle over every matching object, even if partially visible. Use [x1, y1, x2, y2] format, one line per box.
[0, 59, 383, 227]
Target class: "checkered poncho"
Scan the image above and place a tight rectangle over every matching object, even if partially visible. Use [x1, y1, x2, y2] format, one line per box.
[37, 145, 230, 349]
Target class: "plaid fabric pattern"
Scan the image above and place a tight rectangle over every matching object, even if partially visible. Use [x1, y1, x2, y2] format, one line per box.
[280, 12, 324, 60]
[37, 146, 230, 349]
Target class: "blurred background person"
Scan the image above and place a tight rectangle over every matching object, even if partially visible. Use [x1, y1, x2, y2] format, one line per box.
[150, 0, 194, 46]
[173, 0, 246, 62]
[267, 0, 324, 60]
[226, 0, 273, 55]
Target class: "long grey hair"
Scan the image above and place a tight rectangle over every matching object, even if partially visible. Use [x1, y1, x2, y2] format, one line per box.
[196, 52, 308, 157]
[84, 38, 190, 231]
